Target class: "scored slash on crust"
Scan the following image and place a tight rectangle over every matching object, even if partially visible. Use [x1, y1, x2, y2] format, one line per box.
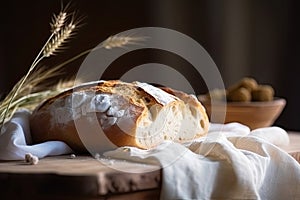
[29, 80, 209, 152]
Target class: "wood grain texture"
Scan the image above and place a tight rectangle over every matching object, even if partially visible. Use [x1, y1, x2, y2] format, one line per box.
[0, 155, 161, 199]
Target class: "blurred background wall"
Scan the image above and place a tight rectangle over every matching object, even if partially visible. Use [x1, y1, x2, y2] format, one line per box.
[0, 0, 299, 130]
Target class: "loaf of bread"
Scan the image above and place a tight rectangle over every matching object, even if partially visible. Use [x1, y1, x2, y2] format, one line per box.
[30, 80, 209, 152]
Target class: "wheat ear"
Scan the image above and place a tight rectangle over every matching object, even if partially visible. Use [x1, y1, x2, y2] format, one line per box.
[43, 23, 76, 57]
[0, 10, 78, 132]
[51, 12, 67, 34]
[101, 35, 146, 49]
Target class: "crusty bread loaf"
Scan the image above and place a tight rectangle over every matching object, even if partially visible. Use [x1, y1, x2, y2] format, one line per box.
[30, 80, 209, 152]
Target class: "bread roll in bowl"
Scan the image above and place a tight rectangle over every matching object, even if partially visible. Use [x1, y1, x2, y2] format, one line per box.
[30, 80, 209, 152]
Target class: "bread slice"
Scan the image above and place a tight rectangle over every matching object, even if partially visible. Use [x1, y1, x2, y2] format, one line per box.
[30, 80, 209, 152]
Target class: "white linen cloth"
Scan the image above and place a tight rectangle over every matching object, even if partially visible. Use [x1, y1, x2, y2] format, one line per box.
[1, 110, 300, 199]
[105, 123, 300, 200]
[0, 110, 73, 160]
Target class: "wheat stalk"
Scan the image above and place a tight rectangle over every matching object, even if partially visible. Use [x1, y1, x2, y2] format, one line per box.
[50, 35, 146, 72]
[0, 64, 74, 124]
[0, 85, 77, 123]
[0, 8, 79, 132]
[0, 9, 144, 132]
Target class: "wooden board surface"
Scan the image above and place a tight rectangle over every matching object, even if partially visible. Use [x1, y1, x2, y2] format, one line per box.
[0, 155, 161, 199]
[280, 132, 300, 164]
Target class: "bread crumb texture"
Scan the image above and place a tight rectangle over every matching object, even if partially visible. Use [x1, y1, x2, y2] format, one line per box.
[30, 80, 209, 151]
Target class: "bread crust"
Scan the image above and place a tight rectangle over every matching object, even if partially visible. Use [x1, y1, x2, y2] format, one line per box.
[30, 80, 209, 152]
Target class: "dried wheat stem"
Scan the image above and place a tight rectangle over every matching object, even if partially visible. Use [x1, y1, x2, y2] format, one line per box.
[0, 59, 42, 132]
[0, 10, 77, 131]
[51, 12, 67, 34]
[43, 23, 76, 57]
[52, 48, 91, 70]
[31, 12, 68, 66]
[53, 35, 146, 71]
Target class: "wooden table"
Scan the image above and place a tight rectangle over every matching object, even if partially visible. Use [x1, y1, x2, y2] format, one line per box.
[0, 156, 161, 200]
[280, 132, 300, 163]
[0, 132, 299, 200]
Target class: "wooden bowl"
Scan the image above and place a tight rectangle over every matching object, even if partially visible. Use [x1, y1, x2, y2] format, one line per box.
[198, 95, 286, 130]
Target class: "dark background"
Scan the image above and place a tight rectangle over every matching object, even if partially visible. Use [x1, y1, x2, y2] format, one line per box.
[0, 0, 299, 130]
